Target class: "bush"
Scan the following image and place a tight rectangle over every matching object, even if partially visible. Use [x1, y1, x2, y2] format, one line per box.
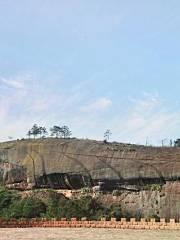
[0, 188, 123, 220]
[0, 187, 20, 218]
[21, 197, 46, 218]
[80, 187, 92, 194]
[45, 195, 122, 220]
[3, 196, 46, 219]
[112, 190, 121, 196]
[143, 184, 162, 192]
[45, 195, 103, 220]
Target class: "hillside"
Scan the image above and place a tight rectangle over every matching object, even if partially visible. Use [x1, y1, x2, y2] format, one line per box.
[0, 138, 180, 188]
[0, 138, 180, 219]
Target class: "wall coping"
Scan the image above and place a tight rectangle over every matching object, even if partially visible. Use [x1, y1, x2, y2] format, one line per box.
[0, 218, 180, 230]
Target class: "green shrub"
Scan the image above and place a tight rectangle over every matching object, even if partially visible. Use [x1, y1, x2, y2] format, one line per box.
[0, 188, 123, 220]
[143, 184, 162, 192]
[80, 187, 92, 194]
[112, 190, 121, 196]
[21, 197, 46, 218]
[45, 195, 103, 220]
[3, 196, 46, 219]
[45, 195, 122, 220]
[0, 187, 20, 218]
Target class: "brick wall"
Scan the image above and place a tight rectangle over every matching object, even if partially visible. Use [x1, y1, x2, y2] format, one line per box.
[0, 218, 180, 230]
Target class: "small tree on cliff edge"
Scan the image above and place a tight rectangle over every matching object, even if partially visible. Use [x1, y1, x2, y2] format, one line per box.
[104, 129, 112, 142]
[29, 124, 40, 139]
[174, 139, 180, 147]
[27, 124, 48, 139]
[50, 126, 62, 138]
[50, 125, 72, 138]
[27, 130, 31, 139]
[61, 125, 72, 138]
[39, 126, 48, 138]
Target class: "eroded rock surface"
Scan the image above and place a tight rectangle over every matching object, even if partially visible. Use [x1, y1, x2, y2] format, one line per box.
[0, 138, 180, 218]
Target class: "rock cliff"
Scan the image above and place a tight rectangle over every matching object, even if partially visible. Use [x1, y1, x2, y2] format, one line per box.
[0, 138, 180, 219]
[0, 138, 180, 188]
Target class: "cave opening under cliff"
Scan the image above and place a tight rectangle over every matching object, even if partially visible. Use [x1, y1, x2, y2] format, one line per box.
[36, 173, 92, 189]
[36, 172, 166, 191]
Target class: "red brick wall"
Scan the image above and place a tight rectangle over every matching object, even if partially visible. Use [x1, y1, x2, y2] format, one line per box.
[0, 218, 180, 230]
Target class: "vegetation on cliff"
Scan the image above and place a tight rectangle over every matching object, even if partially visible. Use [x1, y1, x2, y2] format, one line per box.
[27, 124, 72, 139]
[0, 187, 122, 220]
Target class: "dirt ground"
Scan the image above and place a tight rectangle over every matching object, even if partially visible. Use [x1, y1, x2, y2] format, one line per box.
[0, 228, 180, 240]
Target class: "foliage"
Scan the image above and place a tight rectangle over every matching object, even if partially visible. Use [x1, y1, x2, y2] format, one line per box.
[6, 197, 46, 219]
[80, 187, 92, 194]
[104, 129, 112, 142]
[0, 188, 123, 220]
[0, 187, 19, 213]
[27, 124, 72, 139]
[27, 124, 47, 139]
[112, 190, 122, 196]
[45, 195, 102, 220]
[44, 195, 122, 220]
[0, 187, 46, 219]
[21, 197, 46, 218]
[61, 125, 72, 138]
[50, 125, 72, 138]
[174, 139, 180, 147]
[144, 184, 162, 192]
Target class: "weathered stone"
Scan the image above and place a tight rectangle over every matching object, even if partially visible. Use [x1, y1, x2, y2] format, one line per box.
[1, 138, 180, 219]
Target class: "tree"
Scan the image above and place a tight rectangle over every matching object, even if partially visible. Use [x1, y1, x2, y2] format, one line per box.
[39, 126, 48, 138]
[50, 125, 62, 138]
[29, 124, 41, 139]
[174, 139, 180, 147]
[27, 124, 48, 139]
[61, 125, 72, 138]
[27, 130, 32, 139]
[50, 125, 72, 138]
[104, 129, 112, 142]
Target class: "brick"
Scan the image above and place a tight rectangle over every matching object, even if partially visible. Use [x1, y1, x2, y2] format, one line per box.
[160, 218, 166, 223]
[121, 218, 126, 222]
[170, 219, 175, 223]
[1, 217, 180, 230]
[130, 218, 136, 223]
[150, 218, 156, 223]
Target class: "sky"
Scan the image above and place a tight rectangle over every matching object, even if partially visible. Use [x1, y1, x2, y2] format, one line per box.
[0, 0, 180, 145]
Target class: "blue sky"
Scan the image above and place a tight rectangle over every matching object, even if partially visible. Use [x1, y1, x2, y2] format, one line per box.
[0, 0, 180, 145]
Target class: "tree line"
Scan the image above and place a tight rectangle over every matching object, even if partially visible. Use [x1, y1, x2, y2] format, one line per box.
[27, 124, 72, 139]
[26, 124, 113, 142]
[25, 125, 180, 147]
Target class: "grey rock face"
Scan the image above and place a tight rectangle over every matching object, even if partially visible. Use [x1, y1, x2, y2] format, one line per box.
[1, 138, 180, 219]
[0, 138, 180, 188]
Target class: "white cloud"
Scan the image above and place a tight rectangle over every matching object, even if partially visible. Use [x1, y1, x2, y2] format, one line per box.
[82, 97, 112, 112]
[112, 93, 180, 145]
[0, 72, 98, 141]
[0, 73, 179, 146]
[0, 73, 32, 89]
[1, 78, 24, 89]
